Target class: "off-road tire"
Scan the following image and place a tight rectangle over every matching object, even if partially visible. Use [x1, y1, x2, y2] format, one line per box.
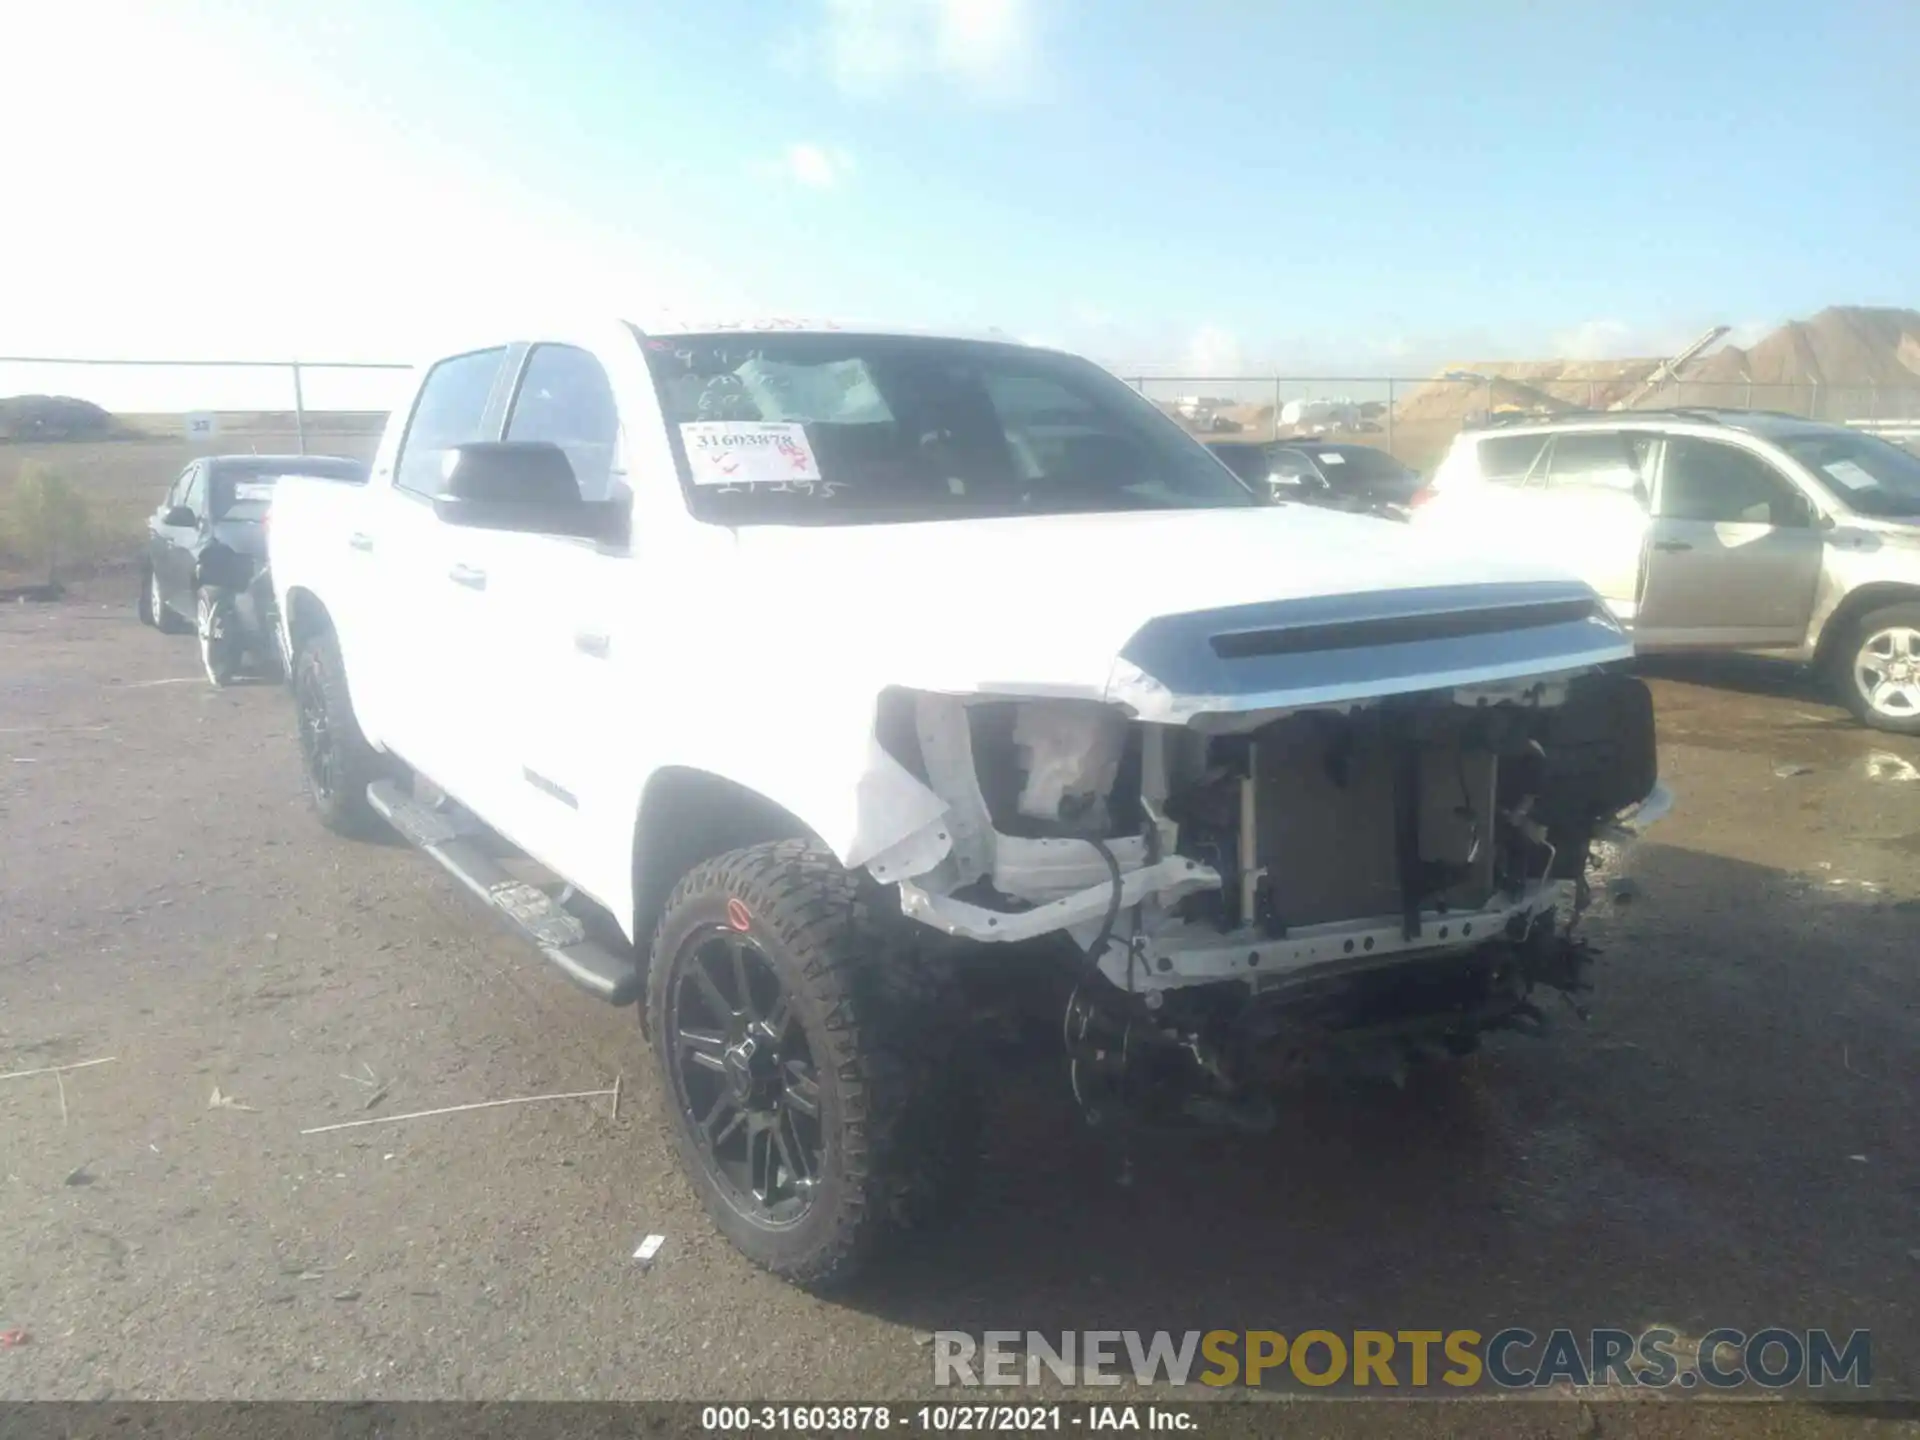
[197, 585, 243, 688]
[292, 628, 385, 838]
[143, 563, 188, 634]
[647, 840, 979, 1290]
[1832, 602, 1920, 736]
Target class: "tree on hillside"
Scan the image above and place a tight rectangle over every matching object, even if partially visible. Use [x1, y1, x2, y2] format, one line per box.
[11, 461, 93, 586]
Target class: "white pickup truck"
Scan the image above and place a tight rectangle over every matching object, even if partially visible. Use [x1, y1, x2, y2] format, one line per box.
[269, 319, 1672, 1288]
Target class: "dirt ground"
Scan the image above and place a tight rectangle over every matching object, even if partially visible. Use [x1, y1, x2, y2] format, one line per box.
[1, 586, 1917, 1414]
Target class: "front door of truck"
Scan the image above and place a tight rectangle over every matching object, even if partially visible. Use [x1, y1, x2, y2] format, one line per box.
[454, 342, 634, 900]
[1635, 436, 1824, 649]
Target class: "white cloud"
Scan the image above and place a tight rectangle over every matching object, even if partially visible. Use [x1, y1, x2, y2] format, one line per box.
[782, 143, 855, 188]
[1183, 324, 1245, 376]
[1551, 318, 1641, 361]
[810, 0, 1038, 100]
[1551, 317, 1778, 364]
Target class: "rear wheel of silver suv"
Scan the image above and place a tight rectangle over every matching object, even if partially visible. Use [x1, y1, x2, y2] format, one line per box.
[1835, 602, 1920, 735]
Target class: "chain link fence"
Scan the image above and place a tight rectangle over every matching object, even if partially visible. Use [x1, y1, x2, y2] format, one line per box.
[1125, 374, 1920, 479]
[3, 353, 1918, 582]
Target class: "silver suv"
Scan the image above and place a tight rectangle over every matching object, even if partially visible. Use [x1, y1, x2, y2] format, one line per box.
[1413, 408, 1920, 732]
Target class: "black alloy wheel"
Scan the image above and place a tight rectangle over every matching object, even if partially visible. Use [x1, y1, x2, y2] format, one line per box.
[666, 923, 825, 1226]
[291, 629, 383, 837]
[647, 841, 978, 1288]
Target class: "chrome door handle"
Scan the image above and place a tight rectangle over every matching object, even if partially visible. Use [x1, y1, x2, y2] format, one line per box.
[448, 564, 487, 590]
[348, 532, 374, 552]
[575, 630, 610, 658]
[1652, 540, 1692, 553]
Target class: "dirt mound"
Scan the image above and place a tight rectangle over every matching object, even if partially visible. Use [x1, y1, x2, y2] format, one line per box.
[1395, 359, 1661, 422]
[1648, 307, 1920, 413]
[0, 395, 122, 442]
[1395, 308, 1920, 423]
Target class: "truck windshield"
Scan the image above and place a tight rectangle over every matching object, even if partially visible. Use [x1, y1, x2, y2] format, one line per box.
[1780, 432, 1920, 518]
[637, 331, 1261, 524]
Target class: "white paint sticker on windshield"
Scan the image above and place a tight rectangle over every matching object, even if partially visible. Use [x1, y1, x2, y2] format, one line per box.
[1317, 452, 1346, 464]
[233, 480, 276, 502]
[1821, 459, 1876, 492]
[679, 421, 822, 486]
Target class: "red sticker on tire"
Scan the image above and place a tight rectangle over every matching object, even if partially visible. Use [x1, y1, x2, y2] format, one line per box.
[725, 898, 752, 932]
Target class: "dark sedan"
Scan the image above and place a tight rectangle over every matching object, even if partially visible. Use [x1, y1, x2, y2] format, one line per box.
[1206, 439, 1426, 520]
[138, 453, 366, 684]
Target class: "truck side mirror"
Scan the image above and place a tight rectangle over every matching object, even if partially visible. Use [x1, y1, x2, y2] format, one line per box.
[163, 505, 196, 527]
[433, 441, 626, 544]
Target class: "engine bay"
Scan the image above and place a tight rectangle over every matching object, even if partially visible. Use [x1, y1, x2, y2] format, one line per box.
[874, 670, 1665, 1121]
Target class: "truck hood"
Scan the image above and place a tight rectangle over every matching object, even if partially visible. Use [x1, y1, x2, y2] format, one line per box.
[728, 505, 1631, 722]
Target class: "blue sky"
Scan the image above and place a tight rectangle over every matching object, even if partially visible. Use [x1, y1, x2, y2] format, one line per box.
[2, 0, 1914, 407]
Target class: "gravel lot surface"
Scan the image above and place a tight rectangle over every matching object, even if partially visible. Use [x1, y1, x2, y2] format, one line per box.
[1, 595, 1915, 1420]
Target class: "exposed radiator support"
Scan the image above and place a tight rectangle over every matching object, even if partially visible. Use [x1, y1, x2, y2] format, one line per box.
[1238, 741, 1263, 923]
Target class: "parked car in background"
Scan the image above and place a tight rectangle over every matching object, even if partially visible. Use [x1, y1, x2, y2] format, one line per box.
[1206, 438, 1426, 520]
[1412, 409, 1920, 732]
[138, 453, 367, 685]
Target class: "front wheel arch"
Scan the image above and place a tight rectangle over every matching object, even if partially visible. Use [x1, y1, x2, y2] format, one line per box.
[629, 768, 815, 1020]
[1811, 583, 1920, 673]
[1830, 599, 1920, 734]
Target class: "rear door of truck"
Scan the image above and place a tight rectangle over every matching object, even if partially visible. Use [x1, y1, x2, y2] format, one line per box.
[355, 345, 519, 793]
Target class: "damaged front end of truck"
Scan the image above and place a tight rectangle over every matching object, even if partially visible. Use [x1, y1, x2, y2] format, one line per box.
[855, 579, 1671, 1129]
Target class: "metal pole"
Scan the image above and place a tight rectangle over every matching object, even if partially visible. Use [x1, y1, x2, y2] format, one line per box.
[1271, 377, 1281, 441]
[291, 362, 307, 454]
[1387, 378, 1396, 459]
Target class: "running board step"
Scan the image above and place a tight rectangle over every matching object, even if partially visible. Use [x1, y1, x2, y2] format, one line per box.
[365, 779, 640, 1006]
